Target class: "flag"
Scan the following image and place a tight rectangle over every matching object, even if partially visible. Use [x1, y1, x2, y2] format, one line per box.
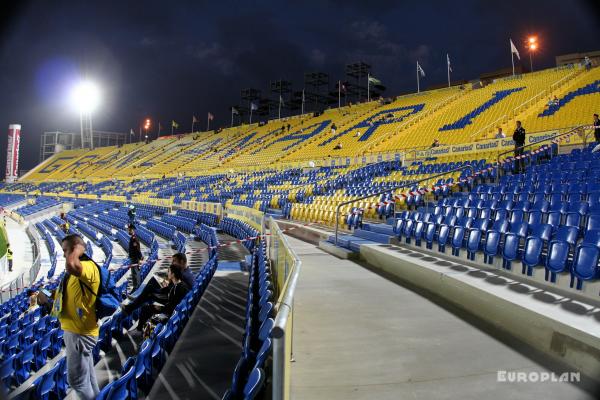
[417, 62, 426, 77]
[368, 76, 382, 85]
[250, 102, 258, 111]
[447, 54, 452, 73]
[279, 95, 285, 106]
[192, 115, 198, 123]
[231, 106, 239, 115]
[208, 112, 214, 121]
[510, 39, 520, 60]
[158, 122, 162, 131]
[171, 120, 179, 128]
[130, 129, 134, 136]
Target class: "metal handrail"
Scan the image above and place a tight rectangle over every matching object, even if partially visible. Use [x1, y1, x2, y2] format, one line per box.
[334, 165, 474, 245]
[269, 217, 302, 400]
[495, 125, 586, 181]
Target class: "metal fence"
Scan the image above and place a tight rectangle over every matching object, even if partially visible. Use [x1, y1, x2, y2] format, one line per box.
[268, 217, 301, 400]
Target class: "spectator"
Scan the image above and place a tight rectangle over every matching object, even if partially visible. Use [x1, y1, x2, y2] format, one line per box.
[354, 130, 361, 137]
[37, 288, 54, 317]
[7, 243, 13, 272]
[55, 234, 100, 400]
[60, 213, 70, 234]
[547, 97, 554, 107]
[584, 56, 592, 70]
[128, 225, 143, 290]
[331, 123, 337, 135]
[513, 121, 526, 173]
[122, 253, 192, 315]
[333, 142, 342, 150]
[431, 139, 440, 148]
[552, 95, 559, 106]
[495, 127, 506, 139]
[20, 289, 40, 318]
[593, 113, 600, 143]
[137, 264, 189, 332]
[127, 205, 136, 225]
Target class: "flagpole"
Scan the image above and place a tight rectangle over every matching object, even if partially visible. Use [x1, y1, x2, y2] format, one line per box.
[301, 89, 305, 115]
[278, 95, 282, 120]
[447, 55, 451, 88]
[338, 80, 341, 109]
[207, 114, 210, 131]
[231, 109, 234, 127]
[367, 74, 370, 102]
[191, 118, 195, 134]
[417, 62, 420, 93]
[171, 123, 174, 135]
[250, 108, 253, 124]
[138, 126, 141, 143]
[511, 39, 515, 76]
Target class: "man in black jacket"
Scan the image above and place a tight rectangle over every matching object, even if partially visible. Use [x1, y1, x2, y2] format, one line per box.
[593, 114, 600, 143]
[513, 121, 526, 173]
[128, 225, 143, 290]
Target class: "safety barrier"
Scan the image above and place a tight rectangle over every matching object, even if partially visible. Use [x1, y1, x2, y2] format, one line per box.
[180, 200, 222, 217]
[268, 217, 301, 400]
[225, 204, 264, 232]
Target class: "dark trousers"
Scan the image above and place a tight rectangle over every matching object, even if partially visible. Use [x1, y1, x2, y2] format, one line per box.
[138, 304, 160, 331]
[126, 276, 168, 313]
[8, 259, 12, 272]
[514, 146, 525, 173]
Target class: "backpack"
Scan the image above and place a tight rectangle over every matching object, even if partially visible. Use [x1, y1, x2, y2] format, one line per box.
[78, 254, 121, 320]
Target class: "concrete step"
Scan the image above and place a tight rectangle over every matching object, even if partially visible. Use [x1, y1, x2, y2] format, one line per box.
[354, 229, 395, 244]
[362, 223, 395, 236]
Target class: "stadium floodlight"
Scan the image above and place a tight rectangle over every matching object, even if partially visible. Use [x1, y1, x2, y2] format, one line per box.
[71, 80, 101, 114]
[526, 36, 538, 72]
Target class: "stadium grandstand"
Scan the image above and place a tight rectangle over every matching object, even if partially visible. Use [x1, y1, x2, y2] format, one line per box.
[2, 2, 600, 400]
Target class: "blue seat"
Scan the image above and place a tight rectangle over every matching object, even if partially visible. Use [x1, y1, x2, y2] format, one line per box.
[101, 363, 138, 400]
[15, 344, 35, 384]
[0, 354, 16, 391]
[502, 234, 520, 270]
[521, 224, 553, 276]
[242, 367, 265, 400]
[545, 241, 571, 283]
[32, 357, 63, 400]
[570, 244, 600, 290]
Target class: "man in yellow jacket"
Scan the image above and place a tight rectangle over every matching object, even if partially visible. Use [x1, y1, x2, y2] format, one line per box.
[57, 234, 100, 400]
[7, 244, 13, 272]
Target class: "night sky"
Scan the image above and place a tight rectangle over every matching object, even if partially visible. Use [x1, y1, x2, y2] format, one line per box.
[0, 0, 599, 172]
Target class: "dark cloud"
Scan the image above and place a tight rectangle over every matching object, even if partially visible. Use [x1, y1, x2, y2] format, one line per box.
[0, 0, 598, 172]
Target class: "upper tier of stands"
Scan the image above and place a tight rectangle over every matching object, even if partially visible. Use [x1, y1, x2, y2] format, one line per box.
[18, 64, 597, 184]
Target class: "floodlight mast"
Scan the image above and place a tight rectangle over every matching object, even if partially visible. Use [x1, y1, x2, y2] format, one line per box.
[71, 81, 100, 150]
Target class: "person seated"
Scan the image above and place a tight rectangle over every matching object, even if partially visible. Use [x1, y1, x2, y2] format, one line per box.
[431, 139, 440, 148]
[20, 289, 40, 319]
[333, 142, 342, 150]
[552, 95, 559, 106]
[36, 288, 54, 317]
[121, 253, 192, 315]
[495, 127, 506, 139]
[137, 264, 189, 331]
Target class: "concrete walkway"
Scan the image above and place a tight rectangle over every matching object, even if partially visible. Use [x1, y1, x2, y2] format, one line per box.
[287, 236, 594, 400]
[1, 217, 33, 285]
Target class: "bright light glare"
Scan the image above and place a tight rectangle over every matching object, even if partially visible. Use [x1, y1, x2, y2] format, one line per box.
[71, 81, 100, 113]
[530, 43, 537, 50]
[528, 36, 537, 43]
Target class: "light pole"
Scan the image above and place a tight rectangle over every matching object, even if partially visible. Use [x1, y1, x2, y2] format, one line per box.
[527, 36, 538, 72]
[71, 81, 100, 149]
[144, 118, 151, 141]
